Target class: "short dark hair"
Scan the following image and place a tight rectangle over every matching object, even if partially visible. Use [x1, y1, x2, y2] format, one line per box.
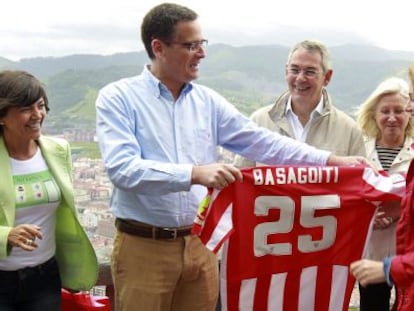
[141, 3, 198, 59]
[0, 70, 49, 120]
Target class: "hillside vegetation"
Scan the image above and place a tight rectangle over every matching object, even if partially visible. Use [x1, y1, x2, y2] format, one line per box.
[1, 43, 413, 132]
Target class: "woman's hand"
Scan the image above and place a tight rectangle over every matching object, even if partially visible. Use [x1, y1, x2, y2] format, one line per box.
[7, 224, 42, 251]
[373, 200, 400, 230]
[350, 259, 386, 286]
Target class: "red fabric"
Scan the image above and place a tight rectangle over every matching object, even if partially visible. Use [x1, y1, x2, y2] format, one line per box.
[61, 289, 110, 311]
[391, 160, 414, 311]
[194, 166, 405, 311]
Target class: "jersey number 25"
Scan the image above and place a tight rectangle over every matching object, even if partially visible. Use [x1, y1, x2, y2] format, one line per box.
[253, 195, 340, 257]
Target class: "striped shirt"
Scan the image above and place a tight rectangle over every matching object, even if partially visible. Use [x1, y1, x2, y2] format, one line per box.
[376, 145, 401, 171]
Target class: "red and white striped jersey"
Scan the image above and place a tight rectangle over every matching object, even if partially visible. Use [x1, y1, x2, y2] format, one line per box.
[193, 166, 405, 311]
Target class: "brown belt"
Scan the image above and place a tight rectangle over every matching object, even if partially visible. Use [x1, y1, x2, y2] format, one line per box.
[115, 218, 192, 240]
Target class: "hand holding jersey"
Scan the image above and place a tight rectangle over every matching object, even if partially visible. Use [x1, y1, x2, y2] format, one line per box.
[193, 166, 404, 311]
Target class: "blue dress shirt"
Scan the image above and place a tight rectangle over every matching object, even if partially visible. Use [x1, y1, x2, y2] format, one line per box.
[96, 65, 331, 227]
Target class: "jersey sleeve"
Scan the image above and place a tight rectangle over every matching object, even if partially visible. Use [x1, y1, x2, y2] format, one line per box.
[192, 187, 235, 253]
[360, 167, 405, 201]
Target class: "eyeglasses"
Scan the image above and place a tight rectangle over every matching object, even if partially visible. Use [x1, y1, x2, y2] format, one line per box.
[165, 39, 208, 52]
[409, 92, 414, 102]
[287, 67, 321, 78]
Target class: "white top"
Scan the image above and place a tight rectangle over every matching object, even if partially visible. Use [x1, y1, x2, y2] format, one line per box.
[285, 96, 324, 142]
[0, 148, 61, 270]
[364, 136, 414, 260]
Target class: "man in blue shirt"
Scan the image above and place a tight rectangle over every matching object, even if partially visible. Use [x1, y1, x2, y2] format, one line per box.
[95, 3, 367, 311]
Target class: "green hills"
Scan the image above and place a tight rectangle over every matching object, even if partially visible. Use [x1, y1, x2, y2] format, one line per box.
[1, 43, 413, 133]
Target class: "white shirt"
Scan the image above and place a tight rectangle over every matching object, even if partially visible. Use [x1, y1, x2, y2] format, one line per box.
[0, 148, 60, 271]
[285, 96, 324, 142]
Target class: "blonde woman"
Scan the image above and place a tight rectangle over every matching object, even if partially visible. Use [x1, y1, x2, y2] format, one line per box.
[351, 72, 414, 311]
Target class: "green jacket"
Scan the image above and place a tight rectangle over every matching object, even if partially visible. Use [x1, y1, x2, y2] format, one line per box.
[0, 136, 98, 291]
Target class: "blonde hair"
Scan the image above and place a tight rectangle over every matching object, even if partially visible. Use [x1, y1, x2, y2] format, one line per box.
[356, 77, 414, 138]
[409, 65, 414, 87]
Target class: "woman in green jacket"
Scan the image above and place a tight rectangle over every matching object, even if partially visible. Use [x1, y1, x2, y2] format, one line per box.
[0, 70, 98, 310]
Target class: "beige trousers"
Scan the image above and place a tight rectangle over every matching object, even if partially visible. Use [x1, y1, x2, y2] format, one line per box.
[111, 231, 219, 311]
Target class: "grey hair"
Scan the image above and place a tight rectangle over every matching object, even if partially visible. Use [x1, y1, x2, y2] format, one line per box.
[286, 40, 332, 72]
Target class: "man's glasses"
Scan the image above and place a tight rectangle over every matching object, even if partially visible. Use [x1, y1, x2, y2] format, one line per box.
[165, 39, 208, 52]
[287, 67, 321, 78]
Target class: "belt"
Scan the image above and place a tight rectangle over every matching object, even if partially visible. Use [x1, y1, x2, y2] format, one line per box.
[115, 218, 192, 240]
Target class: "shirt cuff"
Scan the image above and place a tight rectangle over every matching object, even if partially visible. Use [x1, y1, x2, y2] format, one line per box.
[383, 256, 394, 287]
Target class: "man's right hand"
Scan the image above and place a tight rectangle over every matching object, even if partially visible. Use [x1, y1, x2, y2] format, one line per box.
[327, 154, 370, 167]
[192, 163, 243, 189]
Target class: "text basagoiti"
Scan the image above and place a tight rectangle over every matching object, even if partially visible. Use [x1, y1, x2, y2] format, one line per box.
[252, 167, 339, 185]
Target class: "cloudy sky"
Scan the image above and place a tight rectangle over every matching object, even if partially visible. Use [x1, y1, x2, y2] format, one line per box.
[1, 0, 413, 61]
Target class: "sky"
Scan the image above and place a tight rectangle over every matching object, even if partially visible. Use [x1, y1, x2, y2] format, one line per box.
[1, 0, 413, 61]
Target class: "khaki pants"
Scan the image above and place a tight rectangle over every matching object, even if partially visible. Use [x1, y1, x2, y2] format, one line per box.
[111, 231, 219, 311]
